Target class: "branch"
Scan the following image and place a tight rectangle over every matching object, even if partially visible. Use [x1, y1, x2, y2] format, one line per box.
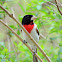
[40, 34, 46, 39]
[11, 7, 16, 18]
[0, 5, 51, 62]
[0, 20, 43, 62]
[48, 1, 56, 7]
[55, 0, 62, 15]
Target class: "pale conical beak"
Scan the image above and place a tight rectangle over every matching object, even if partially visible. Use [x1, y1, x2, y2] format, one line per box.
[31, 16, 37, 20]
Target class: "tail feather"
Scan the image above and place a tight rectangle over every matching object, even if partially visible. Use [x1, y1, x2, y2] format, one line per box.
[33, 48, 38, 62]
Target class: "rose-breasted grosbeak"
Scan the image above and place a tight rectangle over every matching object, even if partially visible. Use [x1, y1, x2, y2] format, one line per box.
[21, 15, 39, 62]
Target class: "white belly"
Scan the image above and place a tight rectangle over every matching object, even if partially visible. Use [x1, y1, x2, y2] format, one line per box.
[22, 24, 39, 50]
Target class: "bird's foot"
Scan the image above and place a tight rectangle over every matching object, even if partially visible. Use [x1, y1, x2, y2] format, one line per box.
[23, 40, 27, 44]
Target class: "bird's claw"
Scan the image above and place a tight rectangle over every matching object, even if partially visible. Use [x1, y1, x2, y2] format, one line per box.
[23, 40, 27, 44]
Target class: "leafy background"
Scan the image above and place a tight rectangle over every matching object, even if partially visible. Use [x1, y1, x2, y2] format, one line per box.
[0, 0, 62, 62]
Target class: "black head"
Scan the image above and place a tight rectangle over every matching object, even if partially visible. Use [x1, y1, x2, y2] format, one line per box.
[22, 15, 33, 25]
[22, 15, 36, 25]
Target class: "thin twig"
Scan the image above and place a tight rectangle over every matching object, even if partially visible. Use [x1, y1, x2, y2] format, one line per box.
[48, 1, 62, 7]
[0, 20, 43, 62]
[47, 1, 57, 7]
[55, 0, 62, 15]
[11, 7, 16, 18]
[0, 5, 51, 62]
[40, 34, 46, 39]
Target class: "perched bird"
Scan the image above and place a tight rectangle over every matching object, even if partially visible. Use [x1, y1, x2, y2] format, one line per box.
[21, 15, 39, 62]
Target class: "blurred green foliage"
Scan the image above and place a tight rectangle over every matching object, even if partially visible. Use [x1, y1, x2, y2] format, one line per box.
[0, 0, 62, 62]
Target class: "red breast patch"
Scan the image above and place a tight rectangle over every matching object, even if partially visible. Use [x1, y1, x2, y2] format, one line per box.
[23, 24, 34, 33]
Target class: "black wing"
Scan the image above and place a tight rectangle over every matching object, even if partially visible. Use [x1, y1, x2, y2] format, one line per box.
[36, 28, 39, 35]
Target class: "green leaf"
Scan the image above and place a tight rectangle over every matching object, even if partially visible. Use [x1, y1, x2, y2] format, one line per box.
[19, 4, 25, 13]
[41, 44, 44, 50]
[9, 25, 16, 29]
[59, 41, 62, 47]
[8, 30, 14, 37]
[46, 0, 51, 1]
[18, 15, 23, 22]
[1, 0, 6, 2]
[17, 30, 20, 35]
[0, 11, 5, 13]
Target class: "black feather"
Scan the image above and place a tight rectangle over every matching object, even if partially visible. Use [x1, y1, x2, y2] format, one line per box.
[22, 15, 33, 25]
[36, 28, 39, 35]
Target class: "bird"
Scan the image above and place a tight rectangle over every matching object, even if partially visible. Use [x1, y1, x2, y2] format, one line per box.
[21, 15, 39, 62]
